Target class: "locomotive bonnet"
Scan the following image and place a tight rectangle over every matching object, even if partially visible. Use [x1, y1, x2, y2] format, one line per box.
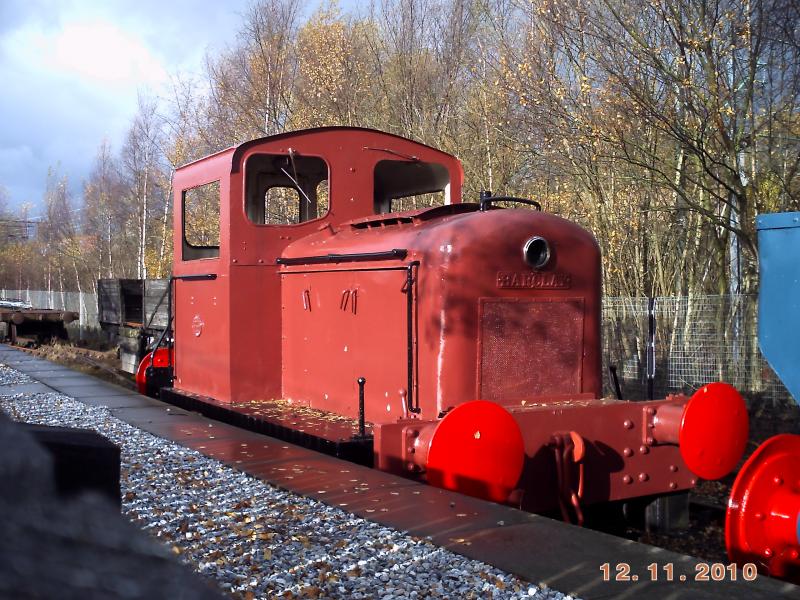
[140, 126, 749, 520]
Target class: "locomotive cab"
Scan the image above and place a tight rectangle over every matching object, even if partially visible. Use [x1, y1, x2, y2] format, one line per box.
[170, 127, 462, 405]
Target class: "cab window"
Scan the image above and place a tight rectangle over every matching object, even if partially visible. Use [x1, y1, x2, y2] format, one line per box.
[245, 153, 329, 225]
[374, 160, 450, 214]
[183, 180, 220, 260]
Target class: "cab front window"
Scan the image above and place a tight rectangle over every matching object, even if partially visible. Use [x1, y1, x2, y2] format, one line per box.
[244, 153, 329, 225]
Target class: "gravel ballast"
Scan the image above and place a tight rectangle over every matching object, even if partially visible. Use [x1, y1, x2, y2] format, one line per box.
[0, 363, 32, 385]
[0, 363, 579, 600]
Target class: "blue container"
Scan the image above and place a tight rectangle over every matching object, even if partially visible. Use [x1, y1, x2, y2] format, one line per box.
[757, 212, 800, 405]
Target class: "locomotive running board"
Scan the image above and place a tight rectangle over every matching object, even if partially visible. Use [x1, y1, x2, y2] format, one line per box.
[159, 388, 374, 466]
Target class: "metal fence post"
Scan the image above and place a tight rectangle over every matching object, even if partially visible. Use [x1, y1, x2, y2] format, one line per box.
[646, 297, 656, 400]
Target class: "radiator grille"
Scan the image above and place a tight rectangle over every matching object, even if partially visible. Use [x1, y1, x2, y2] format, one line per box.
[479, 298, 584, 400]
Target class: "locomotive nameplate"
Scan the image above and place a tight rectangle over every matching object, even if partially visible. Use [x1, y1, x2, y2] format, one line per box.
[496, 271, 571, 289]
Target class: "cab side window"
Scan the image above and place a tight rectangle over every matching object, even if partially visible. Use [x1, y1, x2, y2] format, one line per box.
[183, 180, 220, 260]
[374, 160, 450, 214]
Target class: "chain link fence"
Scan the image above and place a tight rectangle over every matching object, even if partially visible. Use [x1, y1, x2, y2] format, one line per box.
[0, 289, 790, 406]
[603, 294, 791, 407]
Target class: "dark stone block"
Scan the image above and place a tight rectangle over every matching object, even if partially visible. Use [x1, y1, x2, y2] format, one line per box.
[21, 424, 122, 507]
[0, 413, 223, 599]
[0, 413, 54, 502]
[0, 490, 224, 600]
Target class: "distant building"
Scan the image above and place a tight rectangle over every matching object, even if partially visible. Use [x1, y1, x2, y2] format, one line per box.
[0, 220, 37, 242]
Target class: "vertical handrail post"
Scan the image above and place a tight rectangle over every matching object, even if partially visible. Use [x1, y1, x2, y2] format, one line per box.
[357, 377, 366, 437]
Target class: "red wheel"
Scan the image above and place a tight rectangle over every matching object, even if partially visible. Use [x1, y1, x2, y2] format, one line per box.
[726, 434, 800, 582]
[425, 400, 525, 503]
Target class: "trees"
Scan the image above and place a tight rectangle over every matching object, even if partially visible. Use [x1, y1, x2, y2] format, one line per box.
[293, 5, 373, 128]
[1, 99, 173, 291]
[83, 140, 123, 281]
[0, 0, 796, 297]
[203, 0, 302, 143]
[490, 0, 799, 295]
[120, 96, 167, 280]
[39, 170, 85, 298]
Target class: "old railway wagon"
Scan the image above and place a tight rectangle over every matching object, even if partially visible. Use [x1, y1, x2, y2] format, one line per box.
[138, 126, 749, 524]
[98, 278, 169, 373]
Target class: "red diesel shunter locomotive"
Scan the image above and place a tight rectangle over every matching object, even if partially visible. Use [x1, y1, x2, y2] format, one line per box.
[138, 126, 749, 523]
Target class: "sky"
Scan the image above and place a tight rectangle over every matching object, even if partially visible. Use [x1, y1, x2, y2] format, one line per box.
[0, 0, 255, 215]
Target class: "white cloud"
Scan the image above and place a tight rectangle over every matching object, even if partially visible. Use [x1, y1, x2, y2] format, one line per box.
[0, 0, 252, 209]
[24, 20, 168, 87]
[59, 22, 167, 85]
[0, 16, 170, 207]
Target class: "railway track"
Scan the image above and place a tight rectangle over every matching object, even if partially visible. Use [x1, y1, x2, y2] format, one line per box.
[19, 341, 738, 559]
[17, 343, 136, 389]
[1, 344, 797, 599]
[626, 498, 730, 565]
[17, 342, 740, 560]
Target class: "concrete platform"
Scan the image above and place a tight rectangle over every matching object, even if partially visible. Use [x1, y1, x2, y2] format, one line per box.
[0, 382, 56, 396]
[2, 344, 798, 599]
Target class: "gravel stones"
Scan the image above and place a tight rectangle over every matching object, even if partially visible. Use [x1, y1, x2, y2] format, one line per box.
[0, 364, 579, 600]
[0, 364, 32, 386]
